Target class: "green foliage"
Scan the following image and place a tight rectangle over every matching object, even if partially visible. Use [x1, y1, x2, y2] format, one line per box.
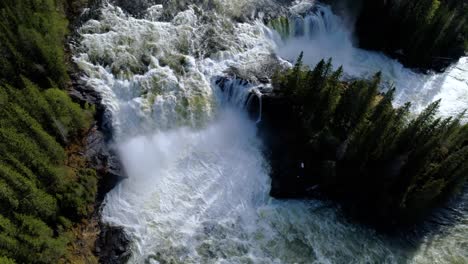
[0, 256, 16, 264]
[14, 214, 68, 263]
[0, 80, 97, 262]
[58, 169, 97, 220]
[356, 0, 468, 70]
[0, 0, 69, 88]
[274, 57, 468, 224]
[0, 1, 98, 262]
[0, 163, 57, 219]
[44, 88, 89, 137]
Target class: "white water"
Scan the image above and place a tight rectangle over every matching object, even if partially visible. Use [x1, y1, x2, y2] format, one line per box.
[74, 0, 468, 263]
[273, 3, 468, 117]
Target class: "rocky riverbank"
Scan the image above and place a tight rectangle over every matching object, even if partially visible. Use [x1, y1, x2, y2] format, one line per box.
[64, 1, 131, 263]
[65, 66, 131, 264]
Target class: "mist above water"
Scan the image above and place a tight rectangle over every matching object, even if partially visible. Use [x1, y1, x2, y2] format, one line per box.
[102, 108, 414, 263]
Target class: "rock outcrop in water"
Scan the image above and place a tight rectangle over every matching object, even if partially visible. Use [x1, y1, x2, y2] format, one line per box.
[95, 224, 131, 264]
[249, 57, 468, 228]
[246, 87, 312, 198]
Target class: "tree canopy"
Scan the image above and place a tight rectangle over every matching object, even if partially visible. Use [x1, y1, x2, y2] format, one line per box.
[0, 1, 97, 262]
[272, 56, 468, 225]
[356, 0, 468, 70]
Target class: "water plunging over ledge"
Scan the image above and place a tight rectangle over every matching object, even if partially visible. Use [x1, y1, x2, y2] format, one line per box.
[73, 0, 467, 263]
[270, 4, 468, 119]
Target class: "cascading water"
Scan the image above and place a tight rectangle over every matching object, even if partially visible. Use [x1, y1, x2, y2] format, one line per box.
[74, 0, 467, 263]
[270, 3, 468, 118]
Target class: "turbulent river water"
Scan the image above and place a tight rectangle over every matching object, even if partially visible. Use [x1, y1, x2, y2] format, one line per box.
[74, 0, 468, 263]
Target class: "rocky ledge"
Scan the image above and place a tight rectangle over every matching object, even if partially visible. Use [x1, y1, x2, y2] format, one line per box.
[216, 76, 317, 199]
[69, 73, 131, 264]
[246, 88, 318, 198]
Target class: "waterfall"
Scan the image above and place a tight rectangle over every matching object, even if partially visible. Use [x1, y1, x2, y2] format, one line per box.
[256, 93, 263, 123]
[73, 0, 467, 263]
[270, 3, 468, 119]
[214, 77, 256, 107]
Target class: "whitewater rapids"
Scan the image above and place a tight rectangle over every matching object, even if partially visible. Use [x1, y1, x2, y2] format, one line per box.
[74, 0, 468, 263]
[272, 4, 468, 118]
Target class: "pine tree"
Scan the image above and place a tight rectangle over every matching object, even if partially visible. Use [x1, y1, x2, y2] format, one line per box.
[272, 58, 468, 225]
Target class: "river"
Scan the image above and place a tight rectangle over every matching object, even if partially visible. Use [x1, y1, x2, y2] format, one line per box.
[73, 0, 468, 263]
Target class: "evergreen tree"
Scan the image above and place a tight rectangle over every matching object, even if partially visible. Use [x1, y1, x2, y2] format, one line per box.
[356, 0, 467, 70]
[0, 1, 98, 262]
[270, 57, 468, 225]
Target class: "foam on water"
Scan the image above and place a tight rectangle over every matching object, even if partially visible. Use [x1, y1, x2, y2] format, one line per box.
[73, 0, 467, 263]
[102, 108, 414, 263]
[74, 2, 276, 138]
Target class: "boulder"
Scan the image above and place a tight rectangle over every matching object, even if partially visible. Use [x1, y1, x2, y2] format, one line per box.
[96, 224, 132, 264]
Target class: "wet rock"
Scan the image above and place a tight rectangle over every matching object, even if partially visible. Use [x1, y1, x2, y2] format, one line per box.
[246, 89, 314, 198]
[67, 0, 131, 262]
[69, 71, 115, 137]
[70, 68, 125, 198]
[85, 125, 126, 202]
[69, 65, 129, 262]
[96, 224, 132, 264]
[224, 54, 286, 84]
[69, 74, 101, 106]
